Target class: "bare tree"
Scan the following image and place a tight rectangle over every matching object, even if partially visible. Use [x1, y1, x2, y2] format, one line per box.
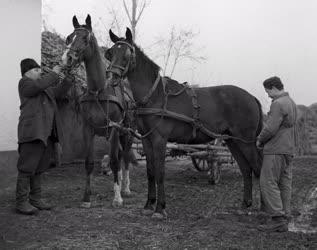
[122, 0, 150, 41]
[42, 0, 55, 32]
[94, 6, 124, 48]
[155, 27, 206, 78]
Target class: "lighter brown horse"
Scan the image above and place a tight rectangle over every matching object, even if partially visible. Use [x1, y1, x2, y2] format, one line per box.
[62, 15, 134, 207]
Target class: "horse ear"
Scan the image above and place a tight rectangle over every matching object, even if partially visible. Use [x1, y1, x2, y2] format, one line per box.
[109, 29, 119, 43]
[126, 27, 133, 43]
[72, 15, 80, 29]
[85, 14, 92, 29]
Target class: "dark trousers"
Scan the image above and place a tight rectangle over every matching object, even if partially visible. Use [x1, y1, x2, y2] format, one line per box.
[17, 137, 55, 176]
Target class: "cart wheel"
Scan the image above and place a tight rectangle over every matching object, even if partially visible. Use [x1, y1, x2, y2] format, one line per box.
[191, 156, 211, 172]
[207, 161, 221, 185]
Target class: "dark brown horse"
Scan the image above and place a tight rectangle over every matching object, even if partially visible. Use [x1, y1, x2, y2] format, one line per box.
[62, 15, 134, 208]
[105, 28, 263, 219]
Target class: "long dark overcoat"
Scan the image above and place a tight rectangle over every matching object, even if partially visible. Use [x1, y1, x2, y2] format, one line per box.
[18, 72, 72, 146]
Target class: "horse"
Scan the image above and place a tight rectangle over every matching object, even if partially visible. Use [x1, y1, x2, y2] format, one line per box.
[62, 15, 135, 208]
[105, 28, 263, 219]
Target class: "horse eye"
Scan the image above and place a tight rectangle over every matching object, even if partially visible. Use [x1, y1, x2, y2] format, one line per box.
[104, 49, 112, 60]
[84, 36, 89, 44]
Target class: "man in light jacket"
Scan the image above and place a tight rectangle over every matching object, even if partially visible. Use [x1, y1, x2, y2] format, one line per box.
[256, 76, 297, 232]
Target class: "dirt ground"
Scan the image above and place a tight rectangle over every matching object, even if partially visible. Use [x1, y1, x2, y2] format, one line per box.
[0, 156, 316, 249]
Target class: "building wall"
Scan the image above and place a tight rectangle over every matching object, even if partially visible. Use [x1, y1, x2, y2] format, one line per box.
[0, 0, 41, 150]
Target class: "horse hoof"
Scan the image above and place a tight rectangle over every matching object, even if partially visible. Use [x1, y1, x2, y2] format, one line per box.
[151, 211, 167, 220]
[80, 202, 91, 208]
[241, 200, 252, 208]
[142, 209, 154, 216]
[104, 170, 112, 176]
[122, 190, 133, 197]
[112, 199, 123, 208]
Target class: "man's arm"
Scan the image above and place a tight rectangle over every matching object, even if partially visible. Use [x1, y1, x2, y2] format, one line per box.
[19, 72, 59, 97]
[52, 75, 74, 100]
[257, 101, 284, 144]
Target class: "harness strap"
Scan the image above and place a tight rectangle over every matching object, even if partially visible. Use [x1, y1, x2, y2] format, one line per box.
[163, 79, 201, 138]
[136, 107, 255, 143]
[137, 73, 161, 106]
[185, 86, 200, 138]
[114, 85, 125, 108]
[80, 91, 124, 111]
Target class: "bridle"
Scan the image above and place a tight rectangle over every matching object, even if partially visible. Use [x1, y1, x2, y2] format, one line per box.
[66, 27, 93, 68]
[106, 41, 136, 77]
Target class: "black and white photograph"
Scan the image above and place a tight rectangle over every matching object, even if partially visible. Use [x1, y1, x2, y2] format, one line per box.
[0, 0, 316, 248]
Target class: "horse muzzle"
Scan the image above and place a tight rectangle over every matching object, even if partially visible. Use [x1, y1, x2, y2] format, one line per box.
[67, 53, 80, 67]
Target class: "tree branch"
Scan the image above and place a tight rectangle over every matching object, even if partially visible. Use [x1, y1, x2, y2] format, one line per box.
[123, 0, 132, 24]
[136, 0, 147, 24]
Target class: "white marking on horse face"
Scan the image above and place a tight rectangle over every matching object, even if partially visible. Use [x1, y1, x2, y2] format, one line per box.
[62, 48, 70, 65]
[68, 34, 77, 47]
[62, 34, 77, 64]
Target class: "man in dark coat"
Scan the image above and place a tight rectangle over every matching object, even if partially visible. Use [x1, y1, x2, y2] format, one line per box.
[256, 76, 297, 232]
[16, 58, 73, 215]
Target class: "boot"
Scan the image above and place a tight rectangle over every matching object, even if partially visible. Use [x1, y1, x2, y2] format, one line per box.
[16, 173, 38, 215]
[257, 216, 288, 232]
[29, 174, 52, 210]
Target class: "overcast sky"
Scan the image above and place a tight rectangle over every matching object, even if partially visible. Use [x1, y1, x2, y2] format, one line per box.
[44, 0, 317, 108]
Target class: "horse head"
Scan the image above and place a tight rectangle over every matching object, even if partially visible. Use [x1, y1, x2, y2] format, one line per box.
[105, 28, 136, 79]
[63, 14, 95, 68]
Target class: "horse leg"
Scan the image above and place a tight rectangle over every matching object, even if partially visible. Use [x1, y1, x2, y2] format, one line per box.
[141, 138, 156, 215]
[226, 140, 253, 208]
[109, 129, 123, 207]
[122, 143, 132, 197]
[82, 134, 95, 208]
[152, 135, 168, 219]
[236, 143, 263, 209]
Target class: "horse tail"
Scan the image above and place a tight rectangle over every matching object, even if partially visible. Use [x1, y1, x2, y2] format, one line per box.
[254, 97, 263, 137]
[254, 97, 263, 177]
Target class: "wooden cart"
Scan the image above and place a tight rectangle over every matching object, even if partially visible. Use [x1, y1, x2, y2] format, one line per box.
[132, 141, 236, 185]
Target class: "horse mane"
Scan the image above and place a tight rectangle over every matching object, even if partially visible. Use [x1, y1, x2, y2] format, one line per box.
[90, 33, 99, 53]
[132, 43, 160, 79]
[131, 43, 187, 92]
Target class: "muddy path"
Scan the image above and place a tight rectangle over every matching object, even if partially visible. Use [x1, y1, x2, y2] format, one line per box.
[0, 157, 316, 249]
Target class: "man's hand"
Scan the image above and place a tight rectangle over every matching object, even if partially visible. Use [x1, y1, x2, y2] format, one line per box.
[52, 65, 62, 74]
[256, 140, 263, 149]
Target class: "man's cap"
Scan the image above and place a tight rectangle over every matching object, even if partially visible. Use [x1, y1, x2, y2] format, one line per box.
[20, 58, 41, 76]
